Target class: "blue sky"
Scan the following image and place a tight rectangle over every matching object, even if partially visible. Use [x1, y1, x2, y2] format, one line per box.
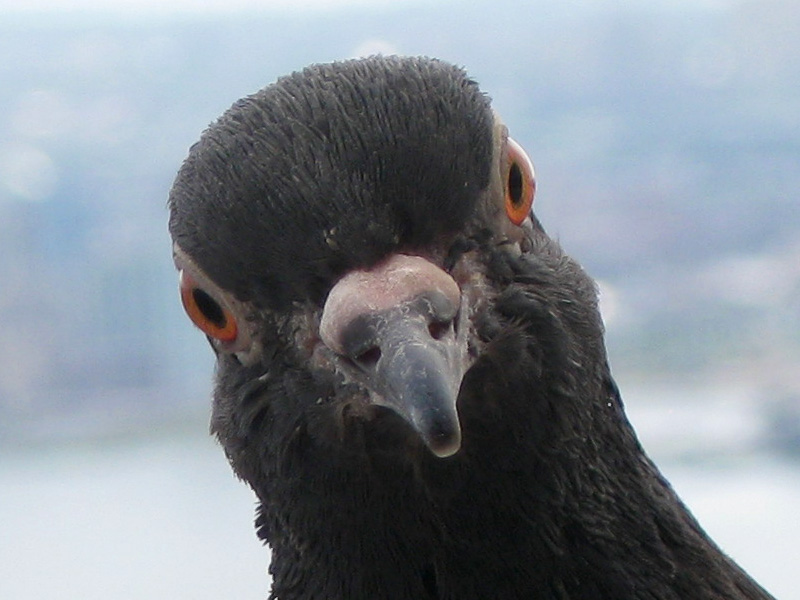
[0, 0, 737, 16]
[0, 0, 422, 14]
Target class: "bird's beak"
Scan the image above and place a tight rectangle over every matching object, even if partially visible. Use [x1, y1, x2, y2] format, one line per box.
[320, 254, 468, 457]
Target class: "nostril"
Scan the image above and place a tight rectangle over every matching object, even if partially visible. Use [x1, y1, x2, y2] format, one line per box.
[428, 320, 451, 341]
[355, 346, 382, 367]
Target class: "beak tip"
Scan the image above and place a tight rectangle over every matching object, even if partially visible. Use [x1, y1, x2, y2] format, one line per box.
[412, 407, 463, 458]
[427, 435, 462, 458]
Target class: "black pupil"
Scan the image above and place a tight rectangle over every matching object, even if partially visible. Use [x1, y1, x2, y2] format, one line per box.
[192, 288, 226, 328]
[508, 162, 524, 206]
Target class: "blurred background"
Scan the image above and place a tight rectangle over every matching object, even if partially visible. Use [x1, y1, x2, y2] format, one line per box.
[1, 0, 798, 597]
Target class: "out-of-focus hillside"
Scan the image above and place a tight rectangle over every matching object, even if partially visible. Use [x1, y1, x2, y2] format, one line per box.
[0, 0, 798, 443]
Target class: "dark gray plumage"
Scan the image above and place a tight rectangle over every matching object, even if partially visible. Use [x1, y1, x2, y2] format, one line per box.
[168, 56, 775, 600]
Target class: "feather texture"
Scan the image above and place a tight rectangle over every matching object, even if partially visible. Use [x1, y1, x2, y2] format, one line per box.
[168, 56, 775, 600]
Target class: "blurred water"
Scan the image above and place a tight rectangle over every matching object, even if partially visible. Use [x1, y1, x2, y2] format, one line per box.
[1, 409, 797, 599]
[663, 461, 799, 600]
[0, 433, 267, 599]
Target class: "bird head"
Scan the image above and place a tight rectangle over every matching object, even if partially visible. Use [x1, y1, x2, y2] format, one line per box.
[169, 56, 598, 468]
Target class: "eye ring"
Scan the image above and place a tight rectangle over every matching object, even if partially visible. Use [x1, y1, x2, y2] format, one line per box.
[503, 137, 536, 226]
[179, 270, 239, 343]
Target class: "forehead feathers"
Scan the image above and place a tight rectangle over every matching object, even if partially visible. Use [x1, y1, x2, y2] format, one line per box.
[168, 56, 494, 309]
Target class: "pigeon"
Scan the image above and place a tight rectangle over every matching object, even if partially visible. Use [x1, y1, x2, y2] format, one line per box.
[168, 55, 775, 600]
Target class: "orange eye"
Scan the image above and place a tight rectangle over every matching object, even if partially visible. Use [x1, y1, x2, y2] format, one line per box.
[179, 271, 238, 343]
[504, 137, 535, 226]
